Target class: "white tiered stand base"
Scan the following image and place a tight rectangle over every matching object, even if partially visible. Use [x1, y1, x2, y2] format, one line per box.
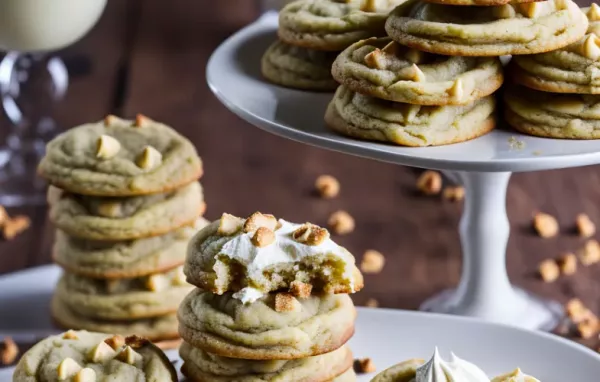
[205, 12, 600, 331]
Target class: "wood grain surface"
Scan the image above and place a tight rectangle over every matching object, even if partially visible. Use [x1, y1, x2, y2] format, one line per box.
[1, 0, 599, 349]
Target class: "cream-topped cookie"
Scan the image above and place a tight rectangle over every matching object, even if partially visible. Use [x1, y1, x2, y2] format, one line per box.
[184, 212, 363, 301]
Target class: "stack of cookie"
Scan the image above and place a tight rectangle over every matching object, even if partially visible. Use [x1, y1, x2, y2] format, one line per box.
[262, 0, 412, 91]
[38, 115, 206, 345]
[506, 5, 600, 139]
[326, 0, 588, 146]
[178, 212, 364, 381]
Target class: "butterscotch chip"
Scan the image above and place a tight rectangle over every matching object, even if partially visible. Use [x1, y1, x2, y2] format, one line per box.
[576, 214, 595, 238]
[532, 212, 559, 238]
[218, 213, 245, 236]
[315, 175, 340, 199]
[354, 358, 376, 374]
[243, 212, 278, 233]
[538, 259, 559, 282]
[360, 250, 385, 274]
[327, 210, 355, 235]
[417, 170, 442, 195]
[292, 223, 330, 245]
[3, 215, 30, 240]
[580, 239, 600, 266]
[1, 337, 18, 365]
[559, 253, 578, 276]
[566, 298, 588, 322]
[443, 186, 465, 202]
[251, 227, 276, 247]
[290, 280, 312, 299]
[0, 205, 7, 226]
[104, 335, 125, 351]
[365, 298, 379, 308]
[274, 293, 301, 312]
[577, 319, 598, 339]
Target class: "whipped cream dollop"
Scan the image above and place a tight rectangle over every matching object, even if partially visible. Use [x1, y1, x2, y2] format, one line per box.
[219, 219, 356, 304]
[414, 348, 489, 382]
[492, 368, 540, 382]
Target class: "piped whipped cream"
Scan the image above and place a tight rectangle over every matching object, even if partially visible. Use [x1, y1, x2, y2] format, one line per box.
[218, 219, 355, 304]
[414, 348, 490, 382]
[492, 368, 540, 382]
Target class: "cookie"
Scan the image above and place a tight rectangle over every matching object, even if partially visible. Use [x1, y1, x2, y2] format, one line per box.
[48, 182, 205, 241]
[12, 331, 177, 382]
[332, 38, 503, 105]
[370, 359, 424, 382]
[278, 0, 415, 51]
[511, 5, 600, 94]
[177, 289, 356, 360]
[492, 369, 541, 382]
[325, 85, 495, 146]
[184, 212, 363, 300]
[180, 342, 353, 382]
[53, 218, 209, 279]
[51, 295, 180, 342]
[55, 268, 193, 321]
[504, 86, 600, 139]
[262, 39, 339, 91]
[385, 0, 588, 56]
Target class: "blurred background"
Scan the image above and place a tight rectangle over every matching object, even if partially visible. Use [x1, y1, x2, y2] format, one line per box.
[0, 0, 599, 341]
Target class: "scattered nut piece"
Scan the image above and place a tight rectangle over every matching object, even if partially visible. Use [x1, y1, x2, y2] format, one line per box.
[416, 171, 442, 196]
[290, 281, 312, 299]
[3, 215, 31, 240]
[243, 212, 278, 233]
[96, 134, 121, 159]
[559, 253, 578, 276]
[88, 341, 116, 363]
[538, 259, 560, 282]
[365, 298, 379, 308]
[315, 175, 340, 199]
[360, 250, 385, 274]
[74, 368, 96, 382]
[145, 274, 169, 292]
[1, 337, 18, 365]
[580, 239, 600, 266]
[62, 330, 79, 340]
[136, 146, 162, 170]
[251, 227, 276, 248]
[116, 346, 142, 365]
[133, 114, 149, 127]
[328, 210, 355, 235]
[218, 213, 245, 235]
[57, 358, 82, 379]
[532, 212, 559, 238]
[354, 358, 377, 374]
[443, 186, 465, 202]
[0, 206, 7, 226]
[576, 213, 596, 238]
[565, 298, 596, 324]
[274, 293, 301, 313]
[104, 335, 125, 351]
[292, 223, 330, 245]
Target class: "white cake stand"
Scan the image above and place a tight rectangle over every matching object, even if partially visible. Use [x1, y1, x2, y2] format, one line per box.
[206, 12, 600, 331]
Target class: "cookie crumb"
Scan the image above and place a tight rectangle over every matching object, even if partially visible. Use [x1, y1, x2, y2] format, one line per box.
[315, 175, 340, 199]
[576, 213, 596, 238]
[579, 239, 600, 266]
[442, 186, 465, 202]
[2, 215, 30, 240]
[360, 250, 385, 274]
[327, 210, 355, 235]
[290, 281, 312, 299]
[538, 259, 559, 282]
[1, 337, 18, 365]
[365, 298, 379, 308]
[532, 212, 559, 238]
[274, 293, 301, 313]
[354, 358, 376, 374]
[416, 170, 442, 196]
[508, 136, 526, 150]
[559, 253, 578, 276]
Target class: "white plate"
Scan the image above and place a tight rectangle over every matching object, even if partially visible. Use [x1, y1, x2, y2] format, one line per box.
[1, 265, 599, 381]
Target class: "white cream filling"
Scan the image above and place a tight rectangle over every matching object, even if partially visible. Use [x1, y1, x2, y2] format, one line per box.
[413, 348, 490, 382]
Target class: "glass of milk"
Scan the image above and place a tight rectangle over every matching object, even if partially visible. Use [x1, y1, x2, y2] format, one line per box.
[0, 0, 107, 206]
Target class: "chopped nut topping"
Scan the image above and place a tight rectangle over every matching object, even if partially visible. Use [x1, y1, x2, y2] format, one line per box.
[88, 341, 116, 363]
[559, 253, 577, 276]
[218, 213, 245, 236]
[96, 134, 121, 159]
[580, 239, 600, 266]
[354, 358, 377, 374]
[416, 170, 442, 195]
[104, 335, 125, 351]
[145, 274, 169, 292]
[96, 202, 123, 218]
[1, 337, 18, 365]
[290, 281, 313, 299]
[327, 210, 355, 235]
[172, 266, 187, 286]
[274, 293, 301, 312]
[532, 212, 559, 238]
[364, 49, 386, 70]
[136, 146, 162, 170]
[116, 346, 142, 365]
[365, 298, 379, 308]
[448, 79, 464, 101]
[243, 212, 278, 233]
[251, 227, 276, 247]
[538, 259, 559, 282]
[62, 330, 79, 340]
[133, 114, 149, 127]
[576, 213, 595, 238]
[292, 223, 330, 245]
[57, 358, 82, 379]
[315, 175, 340, 199]
[74, 368, 96, 382]
[3, 215, 31, 240]
[442, 186, 465, 202]
[360, 250, 385, 274]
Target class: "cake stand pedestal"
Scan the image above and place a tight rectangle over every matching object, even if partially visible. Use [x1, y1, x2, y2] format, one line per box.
[205, 12, 600, 330]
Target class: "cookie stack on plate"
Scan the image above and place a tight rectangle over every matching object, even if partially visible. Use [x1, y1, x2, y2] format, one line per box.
[177, 212, 364, 381]
[38, 115, 206, 345]
[325, 0, 588, 146]
[261, 0, 412, 91]
[506, 4, 600, 139]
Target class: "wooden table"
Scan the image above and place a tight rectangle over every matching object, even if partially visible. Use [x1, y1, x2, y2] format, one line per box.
[1, 0, 599, 348]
